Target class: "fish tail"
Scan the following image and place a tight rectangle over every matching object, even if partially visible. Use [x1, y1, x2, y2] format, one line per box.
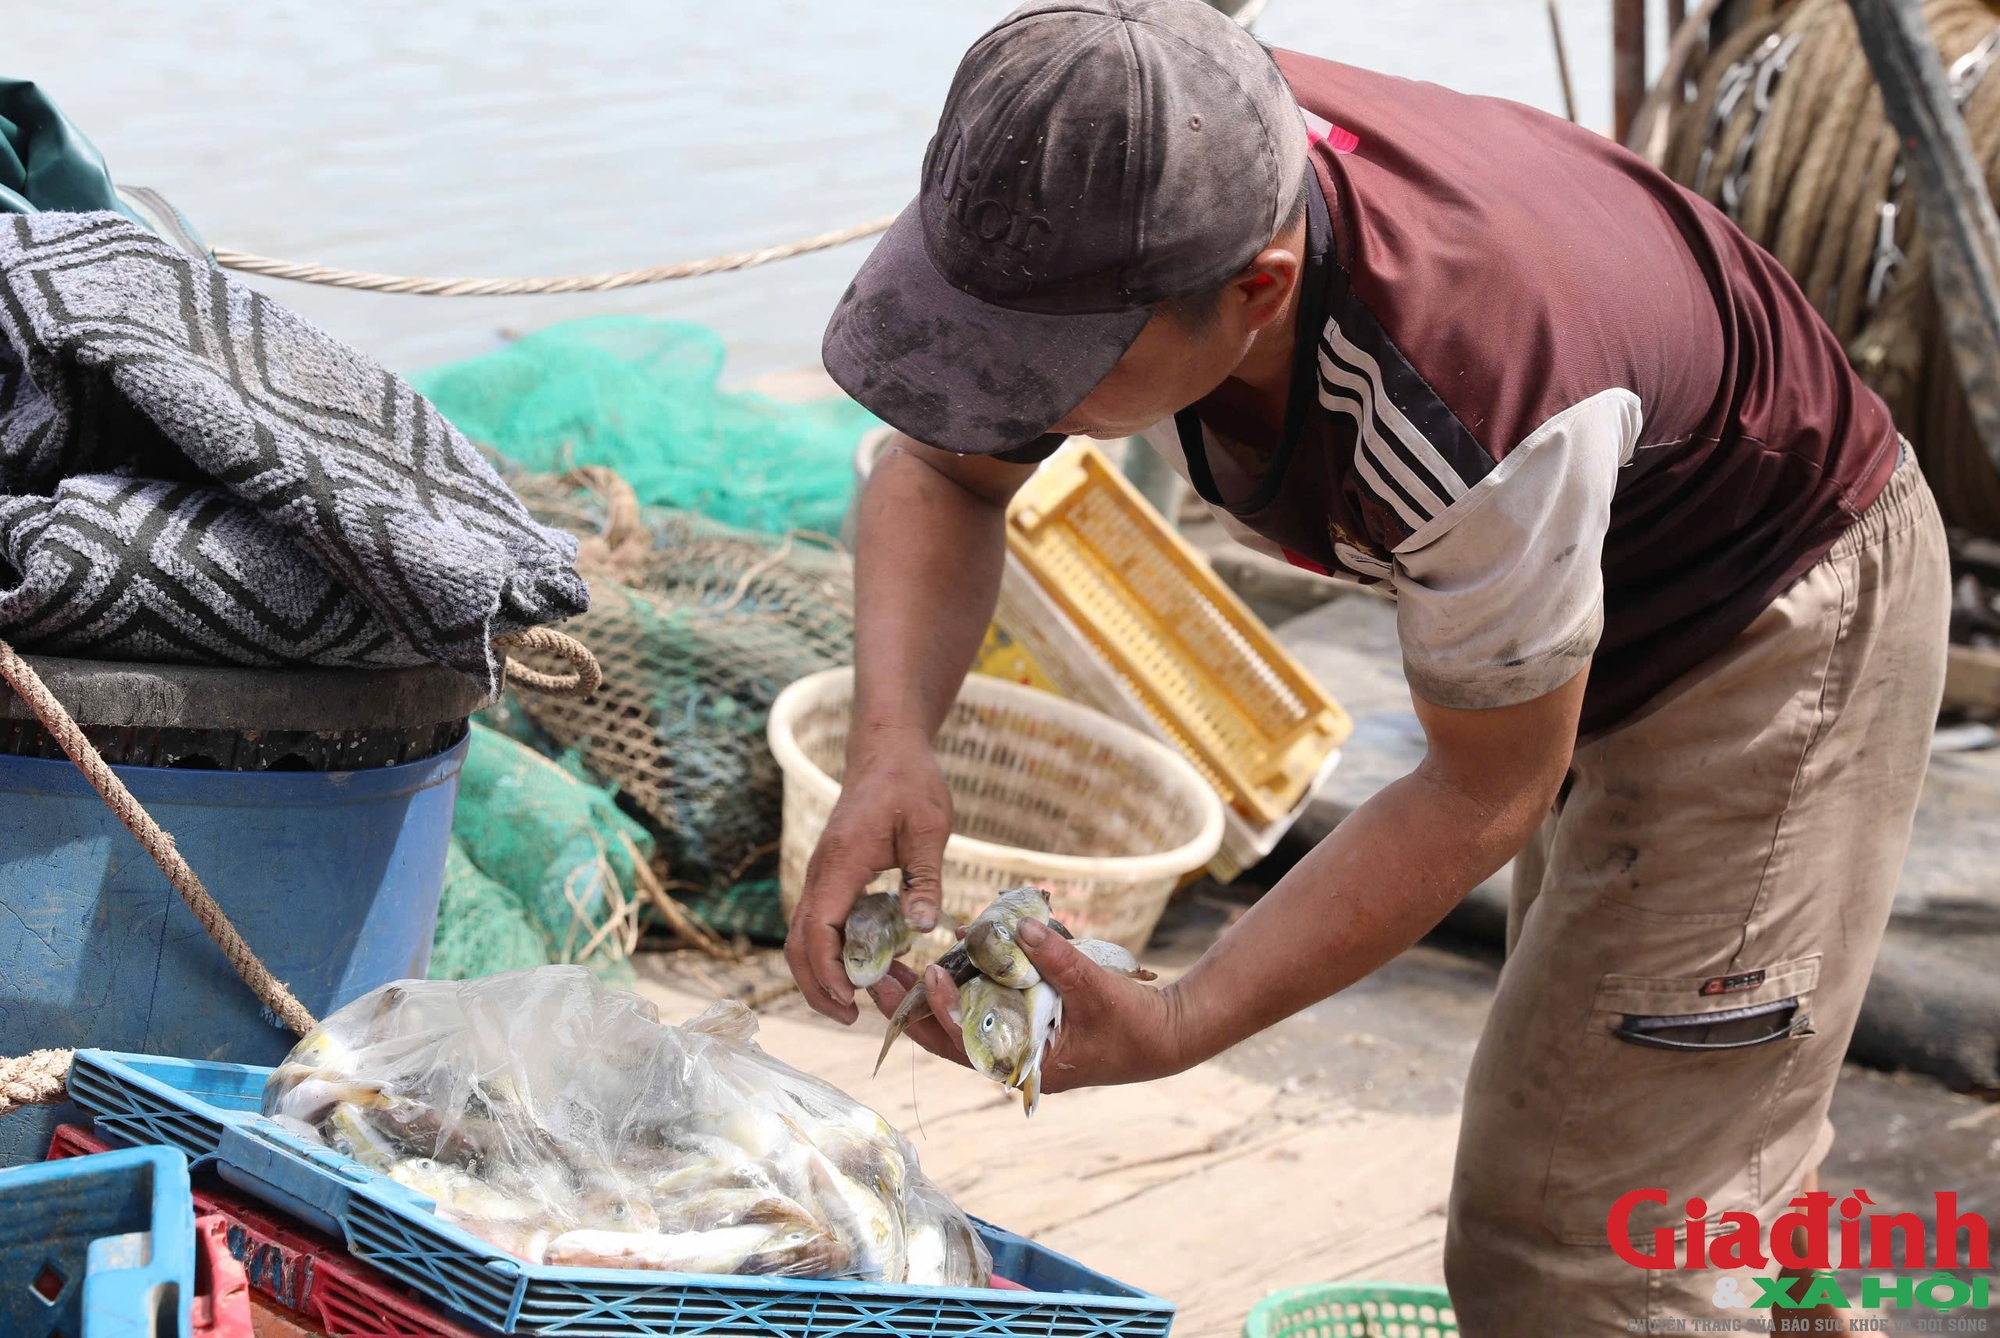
[872, 982, 927, 1076]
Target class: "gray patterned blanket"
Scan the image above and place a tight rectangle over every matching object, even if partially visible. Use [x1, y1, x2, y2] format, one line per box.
[0, 211, 587, 688]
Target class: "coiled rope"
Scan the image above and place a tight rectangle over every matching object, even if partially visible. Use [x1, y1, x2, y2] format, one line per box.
[1648, 0, 2000, 535]
[496, 626, 603, 698]
[212, 212, 897, 298]
[0, 626, 602, 1118]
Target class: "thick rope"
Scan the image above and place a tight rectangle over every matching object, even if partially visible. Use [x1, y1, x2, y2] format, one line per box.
[0, 1049, 72, 1119]
[496, 627, 603, 698]
[212, 212, 897, 297]
[1661, 0, 2000, 536]
[0, 640, 320, 1041]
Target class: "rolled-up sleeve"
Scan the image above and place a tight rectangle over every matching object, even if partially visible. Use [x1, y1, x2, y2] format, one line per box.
[1392, 388, 1641, 711]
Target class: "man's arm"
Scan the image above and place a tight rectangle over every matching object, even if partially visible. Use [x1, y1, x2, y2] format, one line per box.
[1149, 668, 1584, 1068]
[880, 669, 1587, 1083]
[785, 433, 1038, 1022]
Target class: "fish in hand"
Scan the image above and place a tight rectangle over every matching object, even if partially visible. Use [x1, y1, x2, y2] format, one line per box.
[961, 975, 1061, 1116]
[841, 891, 915, 988]
[872, 888, 1081, 1073]
[961, 885, 1057, 988]
[874, 939, 979, 1076]
[960, 938, 1155, 1117]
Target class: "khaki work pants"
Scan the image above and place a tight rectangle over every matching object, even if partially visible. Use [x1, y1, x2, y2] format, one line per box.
[1444, 453, 1950, 1334]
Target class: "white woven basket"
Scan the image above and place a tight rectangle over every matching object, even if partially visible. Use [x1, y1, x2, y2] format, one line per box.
[770, 667, 1225, 960]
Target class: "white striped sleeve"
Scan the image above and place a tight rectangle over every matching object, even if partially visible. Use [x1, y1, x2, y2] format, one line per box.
[1392, 388, 1641, 711]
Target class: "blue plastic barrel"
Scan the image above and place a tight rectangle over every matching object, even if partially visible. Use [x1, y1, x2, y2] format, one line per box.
[0, 656, 481, 1166]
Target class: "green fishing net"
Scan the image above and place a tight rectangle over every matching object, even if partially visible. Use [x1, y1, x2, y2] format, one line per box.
[677, 878, 790, 943]
[431, 721, 649, 985]
[412, 317, 873, 537]
[490, 465, 856, 947]
[429, 838, 548, 981]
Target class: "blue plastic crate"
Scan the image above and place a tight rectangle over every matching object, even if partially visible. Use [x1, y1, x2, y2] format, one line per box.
[0, 1144, 199, 1338]
[67, 1049, 1176, 1338]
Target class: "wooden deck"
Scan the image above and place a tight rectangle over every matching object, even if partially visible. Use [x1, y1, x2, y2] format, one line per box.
[633, 949, 1465, 1338]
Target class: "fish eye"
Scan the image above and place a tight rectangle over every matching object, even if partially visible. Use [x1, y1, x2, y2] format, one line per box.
[982, 1014, 995, 1031]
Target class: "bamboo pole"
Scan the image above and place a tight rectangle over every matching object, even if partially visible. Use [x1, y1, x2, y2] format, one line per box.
[1614, 0, 1649, 141]
[1549, 0, 1580, 122]
[1625, 0, 1725, 159]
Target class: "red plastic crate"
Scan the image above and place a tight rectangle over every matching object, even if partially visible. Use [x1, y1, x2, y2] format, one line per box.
[48, 1125, 482, 1338]
[192, 1213, 255, 1338]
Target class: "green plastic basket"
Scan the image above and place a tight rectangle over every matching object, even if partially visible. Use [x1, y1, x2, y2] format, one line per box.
[1243, 1282, 1457, 1338]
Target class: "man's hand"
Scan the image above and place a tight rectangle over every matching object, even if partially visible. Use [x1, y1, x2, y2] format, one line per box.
[782, 435, 1038, 1023]
[785, 728, 952, 1023]
[866, 918, 1183, 1090]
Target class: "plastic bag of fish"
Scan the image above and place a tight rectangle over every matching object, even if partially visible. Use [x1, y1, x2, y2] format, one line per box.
[262, 965, 989, 1285]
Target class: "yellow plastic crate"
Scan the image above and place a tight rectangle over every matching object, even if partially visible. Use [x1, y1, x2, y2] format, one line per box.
[1000, 440, 1351, 830]
[970, 622, 1064, 696]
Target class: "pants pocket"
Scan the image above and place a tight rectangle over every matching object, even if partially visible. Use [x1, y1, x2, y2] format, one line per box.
[1542, 954, 1822, 1245]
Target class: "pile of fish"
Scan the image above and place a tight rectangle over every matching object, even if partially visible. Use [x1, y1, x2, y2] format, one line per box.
[262, 966, 988, 1285]
[847, 886, 1156, 1115]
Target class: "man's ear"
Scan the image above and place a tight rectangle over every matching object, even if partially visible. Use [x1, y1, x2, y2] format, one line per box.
[1230, 246, 1302, 333]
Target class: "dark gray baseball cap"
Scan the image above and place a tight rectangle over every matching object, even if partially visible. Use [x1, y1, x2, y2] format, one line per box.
[822, 0, 1307, 456]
